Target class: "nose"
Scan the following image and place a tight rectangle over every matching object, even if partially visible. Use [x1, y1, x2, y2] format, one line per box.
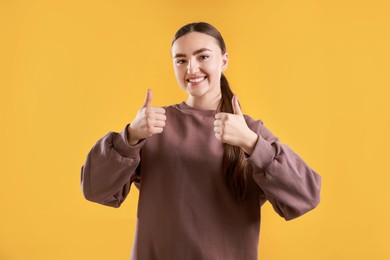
[187, 58, 200, 74]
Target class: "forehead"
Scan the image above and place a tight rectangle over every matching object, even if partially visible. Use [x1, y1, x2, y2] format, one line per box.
[171, 32, 220, 56]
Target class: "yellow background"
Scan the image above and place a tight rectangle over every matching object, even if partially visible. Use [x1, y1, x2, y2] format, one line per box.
[1, 0, 389, 259]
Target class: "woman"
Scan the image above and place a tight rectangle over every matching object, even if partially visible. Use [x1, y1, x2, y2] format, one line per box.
[80, 22, 321, 259]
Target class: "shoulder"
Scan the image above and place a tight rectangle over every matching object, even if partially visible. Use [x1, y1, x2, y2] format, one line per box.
[161, 104, 179, 112]
[159, 103, 187, 118]
[243, 114, 265, 128]
[243, 114, 279, 142]
[162, 103, 187, 114]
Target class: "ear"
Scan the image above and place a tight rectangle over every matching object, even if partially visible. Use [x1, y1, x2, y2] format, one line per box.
[221, 52, 229, 72]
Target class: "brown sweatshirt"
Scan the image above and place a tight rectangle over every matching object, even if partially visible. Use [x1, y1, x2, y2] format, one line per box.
[80, 101, 321, 260]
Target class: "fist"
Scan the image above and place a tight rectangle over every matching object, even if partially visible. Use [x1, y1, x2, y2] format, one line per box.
[127, 89, 166, 145]
[214, 95, 258, 154]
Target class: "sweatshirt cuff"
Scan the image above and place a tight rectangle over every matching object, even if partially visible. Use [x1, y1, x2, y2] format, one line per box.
[112, 123, 146, 158]
[245, 134, 276, 170]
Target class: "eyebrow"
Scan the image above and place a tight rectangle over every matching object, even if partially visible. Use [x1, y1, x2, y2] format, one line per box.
[173, 48, 212, 59]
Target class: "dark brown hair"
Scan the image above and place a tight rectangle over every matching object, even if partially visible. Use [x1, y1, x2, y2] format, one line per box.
[171, 22, 248, 200]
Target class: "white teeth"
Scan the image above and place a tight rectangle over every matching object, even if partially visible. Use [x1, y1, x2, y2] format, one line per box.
[188, 77, 206, 83]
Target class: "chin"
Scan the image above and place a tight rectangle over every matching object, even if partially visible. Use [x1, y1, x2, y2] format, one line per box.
[186, 85, 209, 97]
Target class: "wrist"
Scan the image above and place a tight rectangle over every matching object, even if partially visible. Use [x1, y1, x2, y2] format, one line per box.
[240, 130, 258, 156]
[127, 125, 141, 146]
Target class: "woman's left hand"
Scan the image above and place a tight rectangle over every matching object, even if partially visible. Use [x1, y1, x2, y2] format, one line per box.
[214, 95, 259, 155]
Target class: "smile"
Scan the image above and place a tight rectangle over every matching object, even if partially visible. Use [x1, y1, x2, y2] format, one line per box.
[186, 76, 207, 83]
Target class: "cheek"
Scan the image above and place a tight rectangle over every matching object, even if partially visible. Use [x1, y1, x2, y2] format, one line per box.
[173, 67, 183, 79]
[173, 67, 187, 86]
[204, 63, 222, 79]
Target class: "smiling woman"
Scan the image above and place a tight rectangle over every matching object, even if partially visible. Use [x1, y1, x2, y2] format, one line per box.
[171, 30, 228, 111]
[80, 21, 322, 260]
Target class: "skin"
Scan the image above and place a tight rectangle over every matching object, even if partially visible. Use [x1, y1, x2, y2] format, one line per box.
[127, 31, 258, 155]
[171, 32, 227, 110]
[127, 89, 166, 145]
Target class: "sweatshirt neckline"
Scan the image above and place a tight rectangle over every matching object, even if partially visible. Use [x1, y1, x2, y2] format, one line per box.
[174, 101, 217, 117]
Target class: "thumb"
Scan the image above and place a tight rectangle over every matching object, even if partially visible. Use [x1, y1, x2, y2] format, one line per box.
[142, 89, 152, 108]
[232, 94, 243, 116]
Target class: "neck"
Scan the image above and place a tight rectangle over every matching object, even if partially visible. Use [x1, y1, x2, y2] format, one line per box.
[186, 91, 222, 110]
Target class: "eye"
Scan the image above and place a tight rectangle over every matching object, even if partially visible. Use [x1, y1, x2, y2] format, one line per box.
[176, 59, 186, 65]
[200, 55, 209, 60]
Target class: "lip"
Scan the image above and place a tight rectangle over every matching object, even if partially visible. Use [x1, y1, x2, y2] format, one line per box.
[186, 75, 207, 83]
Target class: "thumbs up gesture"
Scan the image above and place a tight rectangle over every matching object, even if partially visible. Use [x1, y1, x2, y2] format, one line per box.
[127, 89, 167, 145]
[214, 95, 258, 155]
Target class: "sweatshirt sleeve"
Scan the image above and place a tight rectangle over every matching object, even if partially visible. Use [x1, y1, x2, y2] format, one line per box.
[80, 123, 146, 208]
[244, 117, 322, 221]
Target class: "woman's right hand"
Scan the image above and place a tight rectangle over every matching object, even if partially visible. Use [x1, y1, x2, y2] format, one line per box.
[127, 89, 166, 145]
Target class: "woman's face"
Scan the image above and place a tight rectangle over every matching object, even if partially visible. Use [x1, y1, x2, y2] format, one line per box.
[171, 32, 228, 101]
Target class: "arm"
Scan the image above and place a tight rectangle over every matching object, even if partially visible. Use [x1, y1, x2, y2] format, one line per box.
[245, 119, 322, 221]
[80, 123, 146, 208]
